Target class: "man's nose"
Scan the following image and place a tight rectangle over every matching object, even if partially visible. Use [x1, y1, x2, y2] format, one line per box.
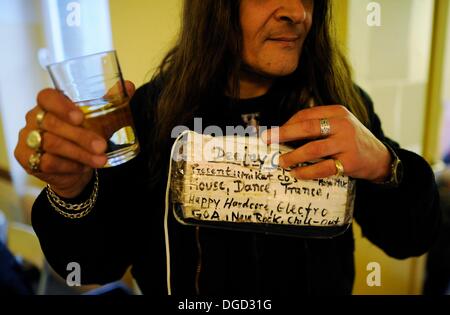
[274, 0, 308, 25]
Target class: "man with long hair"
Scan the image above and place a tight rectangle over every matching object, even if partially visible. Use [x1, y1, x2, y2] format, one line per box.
[15, 0, 440, 294]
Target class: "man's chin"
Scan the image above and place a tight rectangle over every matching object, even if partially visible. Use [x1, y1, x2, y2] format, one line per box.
[257, 59, 300, 78]
[242, 62, 299, 79]
[258, 66, 298, 78]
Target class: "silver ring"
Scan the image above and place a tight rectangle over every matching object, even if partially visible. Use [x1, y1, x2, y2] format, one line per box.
[320, 118, 331, 137]
[334, 159, 345, 177]
[28, 151, 43, 173]
[26, 130, 43, 151]
[36, 109, 46, 129]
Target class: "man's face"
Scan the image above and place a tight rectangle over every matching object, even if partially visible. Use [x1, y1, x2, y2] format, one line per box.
[240, 0, 314, 77]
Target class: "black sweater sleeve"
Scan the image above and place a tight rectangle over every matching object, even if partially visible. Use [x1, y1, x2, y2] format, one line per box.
[31, 82, 158, 285]
[353, 88, 442, 259]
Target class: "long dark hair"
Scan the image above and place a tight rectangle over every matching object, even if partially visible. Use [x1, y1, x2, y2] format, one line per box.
[149, 0, 368, 180]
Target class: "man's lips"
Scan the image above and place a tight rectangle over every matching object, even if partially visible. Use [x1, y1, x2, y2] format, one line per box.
[266, 35, 301, 48]
[268, 36, 300, 42]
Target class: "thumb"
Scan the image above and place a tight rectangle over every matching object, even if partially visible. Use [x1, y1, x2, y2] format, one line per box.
[104, 80, 136, 100]
[124, 80, 136, 98]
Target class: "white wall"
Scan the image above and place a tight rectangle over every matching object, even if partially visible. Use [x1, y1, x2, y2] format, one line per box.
[440, 1, 450, 157]
[0, 0, 117, 222]
[41, 0, 113, 65]
[348, 0, 434, 154]
[348, 0, 436, 295]
[0, 0, 50, 221]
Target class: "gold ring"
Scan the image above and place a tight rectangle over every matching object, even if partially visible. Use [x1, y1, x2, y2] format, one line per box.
[320, 118, 331, 137]
[36, 109, 46, 129]
[28, 151, 43, 173]
[334, 159, 345, 177]
[26, 130, 43, 151]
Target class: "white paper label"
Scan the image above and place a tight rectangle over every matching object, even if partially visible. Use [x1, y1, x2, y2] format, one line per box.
[171, 131, 354, 227]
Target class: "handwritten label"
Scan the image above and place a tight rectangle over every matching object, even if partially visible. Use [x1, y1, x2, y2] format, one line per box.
[171, 131, 355, 228]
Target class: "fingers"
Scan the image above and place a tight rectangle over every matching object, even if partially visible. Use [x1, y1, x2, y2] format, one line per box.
[15, 127, 106, 174]
[124, 80, 136, 98]
[283, 105, 350, 126]
[39, 111, 107, 155]
[38, 152, 89, 174]
[25, 108, 107, 156]
[15, 141, 88, 175]
[104, 80, 136, 100]
[35, 81, 134, 129]
[264, 117, 344, 144]
[290, 159, 343, 180]
[279, 139, 340, 169]
[41, 132, 107, 169]
[36, 89, 84, 125]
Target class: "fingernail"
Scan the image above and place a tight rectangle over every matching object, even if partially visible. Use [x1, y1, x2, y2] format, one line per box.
[70, 111, 83, 124]
[269, 128, 280, 144]
[92, 140, 106, 154]
[92, 156, 106, 167]
[290, 170, 301, 180]
[278, 156, 285, 169]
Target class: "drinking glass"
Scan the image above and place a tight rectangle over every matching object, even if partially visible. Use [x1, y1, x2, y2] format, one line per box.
[47, 51, 139, 167]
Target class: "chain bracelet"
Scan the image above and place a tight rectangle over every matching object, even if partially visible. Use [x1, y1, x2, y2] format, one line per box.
[46, 170, 99, 212]
[46, 170, 99, 219]
[47, 198, 95, 219]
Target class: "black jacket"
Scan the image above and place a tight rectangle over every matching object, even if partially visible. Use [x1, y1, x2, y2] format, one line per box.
[32, 80, 441, 295]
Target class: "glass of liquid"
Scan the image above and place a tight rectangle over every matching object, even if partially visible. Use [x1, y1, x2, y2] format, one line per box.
[47, 51, 139, 167]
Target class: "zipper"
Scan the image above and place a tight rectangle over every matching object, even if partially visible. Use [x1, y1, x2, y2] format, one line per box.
[195, 226, 202, 295]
